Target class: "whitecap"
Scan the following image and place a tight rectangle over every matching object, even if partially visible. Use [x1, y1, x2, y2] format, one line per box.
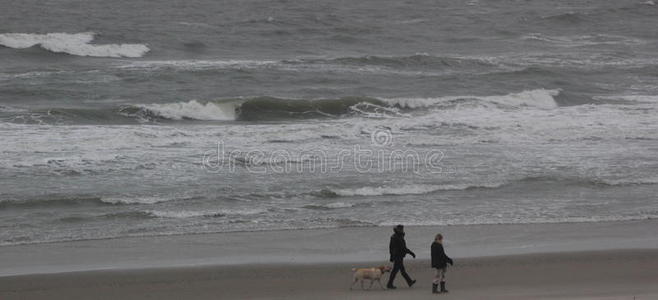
[330, 183, 503, 197]
[133, 100, 237, 121]
[383, 89, 561, 110]
[0, 32, 149, 58]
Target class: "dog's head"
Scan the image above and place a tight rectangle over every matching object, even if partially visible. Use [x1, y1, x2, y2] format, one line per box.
[378, 266, 392, 273]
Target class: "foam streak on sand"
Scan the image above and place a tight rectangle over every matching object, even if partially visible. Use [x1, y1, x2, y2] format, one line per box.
[0, 32, 149, 58]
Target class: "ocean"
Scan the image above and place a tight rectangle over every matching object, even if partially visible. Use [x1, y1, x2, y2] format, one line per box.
[1, 0, 657, 246]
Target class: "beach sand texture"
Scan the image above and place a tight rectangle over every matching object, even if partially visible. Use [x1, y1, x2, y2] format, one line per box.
[1, 249, 657, 300]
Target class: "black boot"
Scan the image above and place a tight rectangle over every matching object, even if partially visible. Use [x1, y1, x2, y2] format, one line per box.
[432, 283, 439, 294]
[408, 279, 416, 287]
[440, 281, 448, 293]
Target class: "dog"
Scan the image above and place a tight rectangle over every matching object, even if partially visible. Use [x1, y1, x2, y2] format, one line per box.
[350, 265, 392, 290]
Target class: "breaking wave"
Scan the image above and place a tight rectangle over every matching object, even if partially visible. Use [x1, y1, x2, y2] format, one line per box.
[320, 183, 505, 197]
[317, 176, 658, 198]
[4, 89, 563, 124]
[0, 32, 149, 58]
[130, 89, 560, 122]
[382, 89, 561, 109]
[121, 100, 238, 121]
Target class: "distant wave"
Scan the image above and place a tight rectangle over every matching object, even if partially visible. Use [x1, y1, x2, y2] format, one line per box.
[301, 53, 499, 69]
[146, 208, 267, 218]
[0, 32, 149, 58]
[593, 95, 658, 103]
[100, 196, 179, 205]
[319, 183, 504, 197]
[521, 33, 644, 46]
[119, 97, 390, 122]
[0, 196, 108, 209]
[315, 176, 658, 198]
[133, 89, 560, 122]
[118, 59, 277, 70]
[0, 194, 202, 209]
[0, 105, 27, 113]
[382, 89, 561, 110]
[121, 100, 238, 121]
[117, 54, 507, 76]
[507, 175, 658, 188]
[5, 89, 563, 124]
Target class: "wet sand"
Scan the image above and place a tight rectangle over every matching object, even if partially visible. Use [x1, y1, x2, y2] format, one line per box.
[1, 249, 658, 300]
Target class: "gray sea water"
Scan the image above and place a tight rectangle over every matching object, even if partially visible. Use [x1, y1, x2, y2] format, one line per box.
[1, 0, 657, 245]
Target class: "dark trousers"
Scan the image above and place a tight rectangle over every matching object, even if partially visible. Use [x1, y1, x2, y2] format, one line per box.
[387, 258, 413, 286]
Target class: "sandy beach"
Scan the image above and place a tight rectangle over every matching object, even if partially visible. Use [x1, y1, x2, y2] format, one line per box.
[1, 249, 657, 300]
[1, 221, 658, 299]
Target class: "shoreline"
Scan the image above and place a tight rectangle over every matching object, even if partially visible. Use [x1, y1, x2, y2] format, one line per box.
[0, 219, 657, 277]
[2, 249, 658, 299]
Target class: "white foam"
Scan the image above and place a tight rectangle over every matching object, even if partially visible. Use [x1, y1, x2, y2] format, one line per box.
[323, 202, 355, 209]
[521, 33, 644, 46]
[117, 59, 278, 70]
[0, 32, 149, 58]
[332, 183, 502, 197]
[383, 89, 560, 109]
[0, 105, 27, 113]
[349, 102, 410, 118]
[137, 100, 237, 121]
[101, 196, 171, 205]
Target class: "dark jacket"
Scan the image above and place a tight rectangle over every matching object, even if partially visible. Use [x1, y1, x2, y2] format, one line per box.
[431, 242, 453, 268]
[389, 232, 414, 262]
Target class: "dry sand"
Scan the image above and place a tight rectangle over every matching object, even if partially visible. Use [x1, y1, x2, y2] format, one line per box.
[1, 249, 657, 300]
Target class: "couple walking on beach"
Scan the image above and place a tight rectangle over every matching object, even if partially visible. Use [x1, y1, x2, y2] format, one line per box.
[388, 225, 453, 294]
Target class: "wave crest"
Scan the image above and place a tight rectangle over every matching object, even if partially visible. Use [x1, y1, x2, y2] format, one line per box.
[322, 183, 504, 197]
[120, 100, 237, 121]
[0, 32, 149, 58]
[383, 89, 561, 109]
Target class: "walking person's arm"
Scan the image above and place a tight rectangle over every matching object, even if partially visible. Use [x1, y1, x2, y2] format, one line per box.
[439, 244, 453, 265]
[403, 240, 416, 258]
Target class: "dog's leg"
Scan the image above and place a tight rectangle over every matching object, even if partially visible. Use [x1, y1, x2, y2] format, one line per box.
[376, 279, 385, 289]
[361, 279, 365, 290]
[350, 277, 358, 290]
[368, 279, 374, 290]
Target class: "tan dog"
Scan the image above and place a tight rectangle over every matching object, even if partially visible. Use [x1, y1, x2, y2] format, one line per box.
[350, 266, 392, 290]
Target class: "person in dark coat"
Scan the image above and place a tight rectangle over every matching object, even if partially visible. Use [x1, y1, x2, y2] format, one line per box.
[431, 233, 453, 293]
[386, 224, 416, 289]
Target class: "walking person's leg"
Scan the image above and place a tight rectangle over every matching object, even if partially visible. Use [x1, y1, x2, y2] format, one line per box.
[439, 267, 448, 293]
[432, 268, 440, 293]
[398, 260, 416, 287]
[386, 260, 401, 289]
